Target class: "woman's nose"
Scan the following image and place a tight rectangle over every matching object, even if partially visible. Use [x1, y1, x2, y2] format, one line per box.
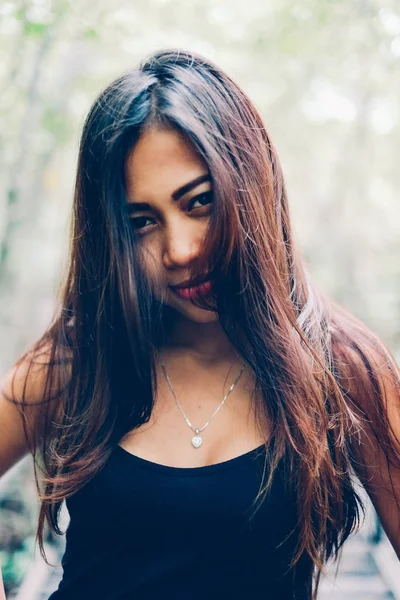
[162, 218, 203, 269]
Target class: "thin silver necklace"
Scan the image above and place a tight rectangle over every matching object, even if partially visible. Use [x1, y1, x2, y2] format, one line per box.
[159, 352, 246, 449]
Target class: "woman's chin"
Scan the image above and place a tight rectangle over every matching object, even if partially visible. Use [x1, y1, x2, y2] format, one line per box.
[187, 308, 219, 323]
[167, 299, 219, 324]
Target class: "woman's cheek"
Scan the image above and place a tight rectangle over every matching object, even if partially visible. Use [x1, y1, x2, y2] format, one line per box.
[138, 245, 167, 301]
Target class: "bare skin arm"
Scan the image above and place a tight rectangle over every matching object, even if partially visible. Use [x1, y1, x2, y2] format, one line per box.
[0, 355, 49, 480]
[351, 353, 400, 558]
[0, 567, 6, 600]
[0, 343, 63, 600]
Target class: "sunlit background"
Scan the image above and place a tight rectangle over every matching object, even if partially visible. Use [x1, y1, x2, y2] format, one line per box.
[0, 0, 399, 598]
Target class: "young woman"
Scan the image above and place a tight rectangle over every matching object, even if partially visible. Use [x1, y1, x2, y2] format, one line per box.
[0, 48, 399, 600]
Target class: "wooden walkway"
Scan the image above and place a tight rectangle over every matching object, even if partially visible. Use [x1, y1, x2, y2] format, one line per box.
[319, 530, 398, 599]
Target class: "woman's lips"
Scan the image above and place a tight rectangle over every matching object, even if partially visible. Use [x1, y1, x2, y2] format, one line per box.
[171, 279, 212, 300]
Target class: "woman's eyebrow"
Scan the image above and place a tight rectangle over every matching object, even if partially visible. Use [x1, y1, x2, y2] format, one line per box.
[126, 173, 211, 214]
[171, 173, 210, 200]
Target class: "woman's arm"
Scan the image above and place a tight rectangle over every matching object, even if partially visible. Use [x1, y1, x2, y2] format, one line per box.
[0, 566, 6, 600]
[351, 355, 400, 558]
[0, 359, 45, 480]
[0, 345, 62, 600]
[0, 357, 48, 600]
[0, 341, 62, 480]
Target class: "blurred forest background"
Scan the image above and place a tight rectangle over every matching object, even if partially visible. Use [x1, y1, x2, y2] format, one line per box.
[0, 0, 399, 597]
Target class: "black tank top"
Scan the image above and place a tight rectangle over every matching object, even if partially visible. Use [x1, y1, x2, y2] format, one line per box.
[47, 443, 313, 599]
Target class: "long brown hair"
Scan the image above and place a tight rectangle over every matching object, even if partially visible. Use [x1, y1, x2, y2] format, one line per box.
[5, 48, 400, 598]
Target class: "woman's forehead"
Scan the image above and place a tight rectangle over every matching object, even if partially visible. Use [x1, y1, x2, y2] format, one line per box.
[125, 127, 209, 203]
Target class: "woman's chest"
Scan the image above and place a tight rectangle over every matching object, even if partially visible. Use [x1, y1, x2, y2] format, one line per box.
[67, 446, 295, 558]
[118, 363, 268, 469]
[64, 450, 310, 597]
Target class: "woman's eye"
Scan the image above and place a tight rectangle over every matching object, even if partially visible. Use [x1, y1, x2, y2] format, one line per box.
[129, 192, 213, 234]
[188, 191, 213, 210]
[130, 216, 155, 232]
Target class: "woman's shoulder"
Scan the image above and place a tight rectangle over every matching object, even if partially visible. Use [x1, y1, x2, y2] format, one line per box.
[329, 307, 400, 557]
[327, 299, 398, 403]
[0, 337, 72, 478]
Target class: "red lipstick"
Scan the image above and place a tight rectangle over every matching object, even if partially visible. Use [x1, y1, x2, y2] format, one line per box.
[171, 279, 212, 300]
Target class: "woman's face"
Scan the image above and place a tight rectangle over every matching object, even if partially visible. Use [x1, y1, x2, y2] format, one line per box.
[124, 126, 218, 324]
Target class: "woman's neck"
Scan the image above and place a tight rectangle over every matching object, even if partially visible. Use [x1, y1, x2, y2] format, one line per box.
[160, 314, 239, 367]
